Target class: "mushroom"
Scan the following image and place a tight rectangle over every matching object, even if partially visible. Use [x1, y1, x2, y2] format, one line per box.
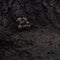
[16, 17, 31, 28]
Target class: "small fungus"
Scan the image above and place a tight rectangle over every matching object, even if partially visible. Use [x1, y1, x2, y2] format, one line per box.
[16, 17, 31, 29]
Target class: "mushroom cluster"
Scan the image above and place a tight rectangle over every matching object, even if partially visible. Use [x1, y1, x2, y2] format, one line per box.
[16, 17, 31, 29]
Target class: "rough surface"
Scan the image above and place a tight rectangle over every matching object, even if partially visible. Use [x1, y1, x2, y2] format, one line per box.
[0, 0, 60, 60]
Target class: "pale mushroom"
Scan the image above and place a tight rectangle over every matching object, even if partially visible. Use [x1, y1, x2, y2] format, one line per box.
[16, 17, 31, 28]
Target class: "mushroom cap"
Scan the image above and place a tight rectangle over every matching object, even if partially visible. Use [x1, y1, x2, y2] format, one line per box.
[16, 17, 22, 22]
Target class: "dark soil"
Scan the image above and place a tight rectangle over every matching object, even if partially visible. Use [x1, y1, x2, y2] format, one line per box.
[0, 0, 60, 60]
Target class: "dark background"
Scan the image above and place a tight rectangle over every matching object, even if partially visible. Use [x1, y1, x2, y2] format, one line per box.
[0, 0, 60, 60]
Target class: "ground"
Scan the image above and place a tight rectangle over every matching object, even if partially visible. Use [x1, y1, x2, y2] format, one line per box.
[0, 25, 60, 60]
[0, 0, 60, 60]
